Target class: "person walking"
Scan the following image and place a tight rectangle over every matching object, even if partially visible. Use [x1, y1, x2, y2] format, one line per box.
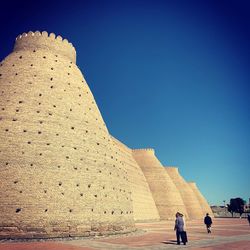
[204, 213, 213, 233]
[174, 212, 187, 245]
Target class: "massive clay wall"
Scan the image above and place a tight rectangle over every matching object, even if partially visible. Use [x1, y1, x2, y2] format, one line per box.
[0, 31, 135, 238]
[165, 167, 204, 219]
[188, 182, 213, 217]
[132, 149, 188, 220]
[111, 137, 160, 222]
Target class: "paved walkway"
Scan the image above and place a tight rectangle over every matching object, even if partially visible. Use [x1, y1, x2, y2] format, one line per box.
[0, 218, 250, 249]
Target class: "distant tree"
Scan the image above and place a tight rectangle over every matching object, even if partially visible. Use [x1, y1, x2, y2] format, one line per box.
[227, 198, 245, 217]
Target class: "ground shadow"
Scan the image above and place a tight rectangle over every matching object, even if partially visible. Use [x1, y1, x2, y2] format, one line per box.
[161, 240, 177, 245]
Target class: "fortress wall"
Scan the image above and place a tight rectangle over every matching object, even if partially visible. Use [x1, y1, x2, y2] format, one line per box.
[0, 31, 135, 239]
[165, 167, 204, 219]
[111, 136, 160, 222]
[132, 149, 188, 220]
[188, 182, 214, 217]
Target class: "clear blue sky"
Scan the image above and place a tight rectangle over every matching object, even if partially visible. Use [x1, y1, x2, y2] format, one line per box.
[1, 0, 249, 205]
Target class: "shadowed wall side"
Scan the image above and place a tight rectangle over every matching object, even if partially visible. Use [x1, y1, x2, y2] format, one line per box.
[132, 149, 188, 220]
[188, 182, 214, 217]
[165, 167, 204, 219]
[111, 137, 160, 222]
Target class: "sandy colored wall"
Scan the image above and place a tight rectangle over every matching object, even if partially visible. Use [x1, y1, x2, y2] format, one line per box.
[165, 167, 204, 219]
[188, 182, 214, 217]
[111, 137, 160, 222]
[0, 31, 135, 239]
[132, 149, 188, 220]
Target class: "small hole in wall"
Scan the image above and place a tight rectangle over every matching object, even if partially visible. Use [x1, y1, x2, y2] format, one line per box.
[14, 180, 18, 184]
[19, 56, 22, 59]
[59, 182, 62, 186]
[45, 209, 48, 212]
[80, 193, 83, 196]
[16, 208, 21, 213]
[112, 211, 114, 215]
[43, 56, 46, 59]
[69, 209, 73, 213]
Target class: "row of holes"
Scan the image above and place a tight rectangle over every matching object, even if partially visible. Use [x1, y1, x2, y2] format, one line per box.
[13, 180, 126, 193]
[15, 208, 133, 214]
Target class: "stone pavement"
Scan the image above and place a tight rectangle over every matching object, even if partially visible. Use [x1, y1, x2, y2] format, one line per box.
[0, 218, 249, 250]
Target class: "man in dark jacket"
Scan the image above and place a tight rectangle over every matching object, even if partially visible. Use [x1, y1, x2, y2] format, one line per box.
[204, 213, 213, 233]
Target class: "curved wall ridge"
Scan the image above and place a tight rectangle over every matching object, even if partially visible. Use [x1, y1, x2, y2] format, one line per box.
[14, 31, 76, 63]
[0, 32, 134, 238]
[165, 167, 204, 219]
[188, 182, 214, 217]
[132, 149, 188, 220]
[111, 137, 160, 222]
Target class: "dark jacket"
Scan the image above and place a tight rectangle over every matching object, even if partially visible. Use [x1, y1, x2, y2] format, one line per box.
[204, 215, 212, 226]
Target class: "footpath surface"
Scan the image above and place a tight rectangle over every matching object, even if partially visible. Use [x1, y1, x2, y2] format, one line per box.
[0, 218, 249, 250]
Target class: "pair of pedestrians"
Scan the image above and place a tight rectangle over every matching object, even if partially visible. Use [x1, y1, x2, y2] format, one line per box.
[174, 212, 213, 245]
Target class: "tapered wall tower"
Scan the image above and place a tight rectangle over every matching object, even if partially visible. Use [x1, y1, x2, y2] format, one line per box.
[111, 137, 160, 222]
[132, 149, 188, 220]
[165, 167, 204, 219]
[188, 182, 213, 217]
[0, 31, 135, 238]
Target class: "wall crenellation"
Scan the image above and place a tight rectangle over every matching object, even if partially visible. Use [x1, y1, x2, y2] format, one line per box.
[132, 148, 155, 153]
[14, 31, 76, 63]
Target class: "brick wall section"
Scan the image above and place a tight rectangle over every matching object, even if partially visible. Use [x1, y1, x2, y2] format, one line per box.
[0, 31, 135, 239]
[165, 167, 204, 219]
[188, 182, 214, 217]
[111, 137, 160, 222]
[132, 149, 188, 220]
